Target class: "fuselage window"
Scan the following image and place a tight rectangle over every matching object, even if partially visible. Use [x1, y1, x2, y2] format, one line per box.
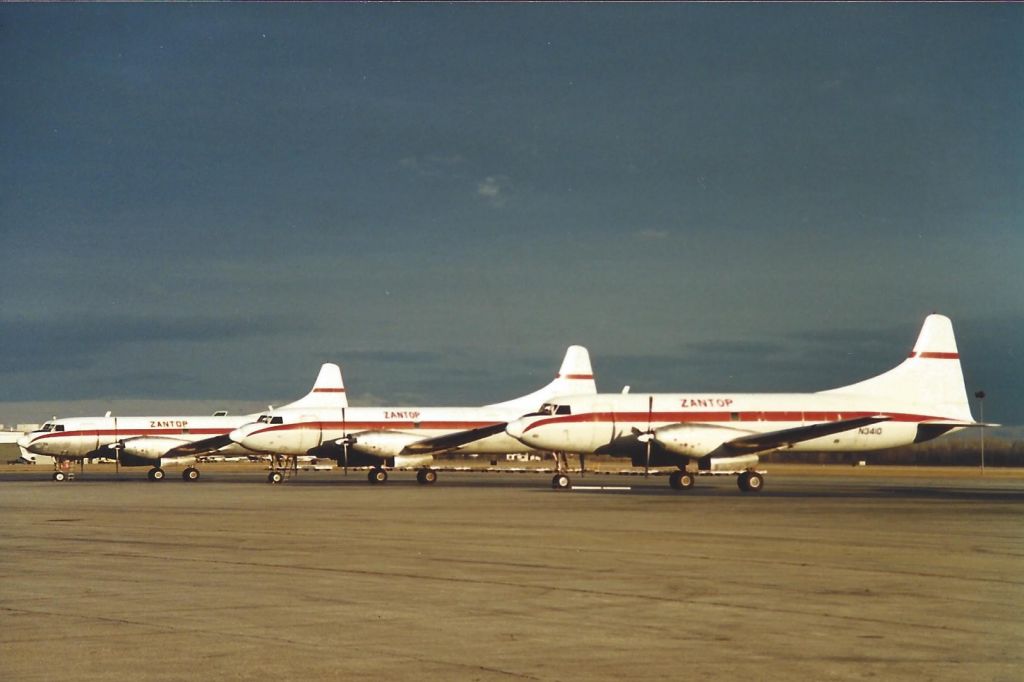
[555, 405, 572, 415]
[270, 416, 284, 425]
[54, 425, 66, 432]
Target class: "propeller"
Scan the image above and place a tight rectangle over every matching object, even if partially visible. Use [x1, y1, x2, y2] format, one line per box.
[631, 395, 655, 477]
[108, 440, 123, 476]
[341, 407, 349, 475]
[579, 453, 586, 477]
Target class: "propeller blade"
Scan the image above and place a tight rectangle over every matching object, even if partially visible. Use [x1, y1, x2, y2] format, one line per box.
[342, 407, 348, 475]
[645, 395, 654, 477]
[579, 453, 586, 477]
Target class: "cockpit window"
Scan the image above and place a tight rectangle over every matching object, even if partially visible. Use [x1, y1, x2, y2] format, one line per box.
[525, 403, 570, 417]
[258, 415, 284, 425]
[54, 425, 66, 432]
[39, 423, 54, 432]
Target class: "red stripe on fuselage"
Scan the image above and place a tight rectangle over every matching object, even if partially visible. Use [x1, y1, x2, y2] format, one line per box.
[30, 428, 232, 442]
[249, 420, 503, 436]
[558, 374, 594, 379]
[908, 351, 959, 359]
[521, 411, 946, 434]
[313, 388, 346, 392]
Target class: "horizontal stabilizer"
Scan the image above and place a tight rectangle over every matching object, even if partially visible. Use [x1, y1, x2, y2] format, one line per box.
[401, 422, 508, 455]
[725, 415, 891, 453]
[919, 420, 1000, 428]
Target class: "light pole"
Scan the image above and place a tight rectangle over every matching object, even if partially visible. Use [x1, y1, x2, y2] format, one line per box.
[974, 390, 986, 474]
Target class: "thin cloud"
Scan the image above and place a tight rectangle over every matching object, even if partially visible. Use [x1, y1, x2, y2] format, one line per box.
[477, 175, 511, 207]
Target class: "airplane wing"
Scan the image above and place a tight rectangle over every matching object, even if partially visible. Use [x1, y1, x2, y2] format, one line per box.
[399, 422, 509, 455]
[722, 415, 891, 453]
[163, 434, 236, 457]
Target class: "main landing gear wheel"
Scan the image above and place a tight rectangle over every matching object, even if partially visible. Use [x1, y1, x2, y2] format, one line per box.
[53, 471, 67, 482]
[267, 471, 284, 484]
[669, 470, 695, 491]
[416, 469, 437, 485]
[147, 467, 166, 481]
[551, 473, 571, 490]
[737, 471, 764, 493]
[182, 467, 200, 482]
[368, 468, 388, 485]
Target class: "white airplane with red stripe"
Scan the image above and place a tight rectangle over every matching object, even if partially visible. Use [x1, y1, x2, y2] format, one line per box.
[506, 314, 985, 493]
[18, 363, 346, 482]
[228, 346, 596, 485]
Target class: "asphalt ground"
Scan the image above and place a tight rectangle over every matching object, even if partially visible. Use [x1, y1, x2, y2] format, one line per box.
[1, 466, 1022, 681]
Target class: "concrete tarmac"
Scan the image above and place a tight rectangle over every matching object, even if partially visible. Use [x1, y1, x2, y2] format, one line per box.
[1, 469, 1022, 681]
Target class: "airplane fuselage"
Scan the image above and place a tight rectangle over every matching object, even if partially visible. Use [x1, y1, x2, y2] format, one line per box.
[22, 415, 252, 459]
[232, 406, 531, 458]
[508, 392, 958, 458]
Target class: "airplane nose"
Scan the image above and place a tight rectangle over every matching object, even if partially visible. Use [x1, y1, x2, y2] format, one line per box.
[505, 419, 526, 441]
[17, 436, 30, 449]
[228, 426, 253, 445]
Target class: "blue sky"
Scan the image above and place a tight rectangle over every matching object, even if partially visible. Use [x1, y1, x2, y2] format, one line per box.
[2, 4, 1022, 426]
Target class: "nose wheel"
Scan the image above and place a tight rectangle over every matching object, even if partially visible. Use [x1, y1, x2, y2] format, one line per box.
[551, 473, 571, 490]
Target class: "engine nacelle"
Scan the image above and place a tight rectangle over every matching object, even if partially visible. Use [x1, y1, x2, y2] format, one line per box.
[654, 424, 754, 457]
[118, 437, 188, 467]
[699, 454, 760, 472]
[347, 431, 424, 458]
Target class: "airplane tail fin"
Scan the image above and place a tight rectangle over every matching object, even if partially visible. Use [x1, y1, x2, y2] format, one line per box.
[819, 314, 973, 422]
[279, 363, 348, 410]
[487, 346, 597, 412]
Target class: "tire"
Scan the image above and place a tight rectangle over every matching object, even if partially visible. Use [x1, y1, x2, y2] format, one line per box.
[268, 471, 283, 484]
[670, 470, 694, 491]
[182, 467, 200, 482]
[53, 471, 66, 482]
[551, 474, 571, 490]
[149, 468, 166, 481]
[417, 469, 437, 485]
[369, 468, 388, 485]
[744, 471, 764, 493]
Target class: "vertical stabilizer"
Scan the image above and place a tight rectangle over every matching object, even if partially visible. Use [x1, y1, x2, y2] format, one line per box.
[820, 314, 973, 421]
[279, 363, 349, 409]
[487, 346, 597, 412]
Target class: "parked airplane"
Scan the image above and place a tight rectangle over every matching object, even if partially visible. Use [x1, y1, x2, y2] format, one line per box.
[229, 346, 596, 484]
[506, 314, 984, 492]
[18, 363, 346, 482]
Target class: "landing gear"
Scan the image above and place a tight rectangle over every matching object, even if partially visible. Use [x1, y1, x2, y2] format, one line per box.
[147, 467, 166, 481]
[266, 453, 298, 484]
[368, 468, 388, 485]
[551, 473, 571, 490]
[416, 468, 437, 485]
[737, 470, 764, 493]
[182, 467, 200, 482]
[669, 470, 695, 491]
[52, 458, 73, 482]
